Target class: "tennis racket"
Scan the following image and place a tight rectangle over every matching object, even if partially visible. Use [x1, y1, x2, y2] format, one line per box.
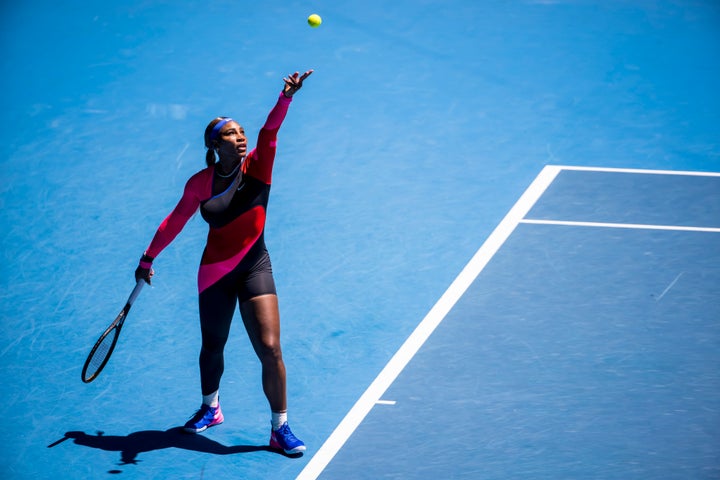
[81, 280, 145, 383]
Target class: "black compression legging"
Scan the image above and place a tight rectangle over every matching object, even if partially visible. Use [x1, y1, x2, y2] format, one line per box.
[197, 242, 276, 395]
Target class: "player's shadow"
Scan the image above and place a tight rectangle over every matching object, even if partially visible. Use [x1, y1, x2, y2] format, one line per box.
[49, 427, 299, 466]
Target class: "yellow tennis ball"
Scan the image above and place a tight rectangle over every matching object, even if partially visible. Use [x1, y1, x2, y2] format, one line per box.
[307, 14, 322, 28]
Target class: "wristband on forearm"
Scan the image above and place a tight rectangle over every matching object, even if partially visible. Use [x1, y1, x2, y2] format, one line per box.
[139, 253, 154, 269]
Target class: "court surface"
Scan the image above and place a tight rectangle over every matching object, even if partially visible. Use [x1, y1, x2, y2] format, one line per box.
[304, 166, 720, 479]
[2, 1, 719, 479]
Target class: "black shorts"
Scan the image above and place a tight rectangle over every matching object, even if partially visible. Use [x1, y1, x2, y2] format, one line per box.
[199, 241, 277, 325]
[237, 246, 277, 302]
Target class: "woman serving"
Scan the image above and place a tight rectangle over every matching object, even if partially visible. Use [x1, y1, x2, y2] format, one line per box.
[135, 70, 313, 454]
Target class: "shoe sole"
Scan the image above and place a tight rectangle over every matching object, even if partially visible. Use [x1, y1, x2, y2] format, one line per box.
[270, 439, 307, 454]
[183, 419, 223, 434]
[283, 445, 307, 454]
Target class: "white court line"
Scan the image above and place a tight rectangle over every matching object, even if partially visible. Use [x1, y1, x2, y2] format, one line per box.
[295, 165, 564, 480]
[520, 219, 720, 233]
[552, 165, 720, 177]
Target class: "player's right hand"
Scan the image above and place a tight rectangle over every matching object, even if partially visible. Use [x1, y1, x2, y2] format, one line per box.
[135, 253, 155, 285]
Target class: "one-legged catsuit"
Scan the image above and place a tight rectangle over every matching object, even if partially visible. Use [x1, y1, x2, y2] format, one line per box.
[143, 92, 292, 395]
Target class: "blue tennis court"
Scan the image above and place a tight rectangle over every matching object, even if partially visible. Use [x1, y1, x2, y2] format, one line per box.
[2, 1, 719, 479]
[303, 166, 720, 479]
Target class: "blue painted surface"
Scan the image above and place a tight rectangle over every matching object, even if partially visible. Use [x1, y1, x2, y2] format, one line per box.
[1, 1, 719, 478]
[322, 204, 720, 479]
[527, 170, 720, 227]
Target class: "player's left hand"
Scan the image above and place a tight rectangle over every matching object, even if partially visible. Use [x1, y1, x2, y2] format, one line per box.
[283, 70, 313, 97]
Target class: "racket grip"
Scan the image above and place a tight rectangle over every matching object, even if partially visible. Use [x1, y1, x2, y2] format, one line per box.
[127, 280, 145, 306]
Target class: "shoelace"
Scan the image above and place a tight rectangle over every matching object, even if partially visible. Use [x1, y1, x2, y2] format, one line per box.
[277, 424, 299, 442]
[189, 405, 214, 422]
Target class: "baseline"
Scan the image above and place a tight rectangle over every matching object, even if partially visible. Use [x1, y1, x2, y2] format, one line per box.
[521, 219, 720, 233]
[551, 165, 720, 177]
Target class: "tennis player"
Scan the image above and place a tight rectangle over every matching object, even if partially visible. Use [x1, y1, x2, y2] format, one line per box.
[134, 70, 313, 454]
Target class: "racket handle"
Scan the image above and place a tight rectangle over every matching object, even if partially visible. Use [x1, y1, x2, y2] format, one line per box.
[127, 279, 145, 306]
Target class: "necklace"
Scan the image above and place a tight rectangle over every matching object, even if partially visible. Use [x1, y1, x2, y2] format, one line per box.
[216, 162, 240, 178]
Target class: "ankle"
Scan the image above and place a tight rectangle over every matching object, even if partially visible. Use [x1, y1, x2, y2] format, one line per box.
[202, 390, 219, 408]
[271, 410, 288, 431]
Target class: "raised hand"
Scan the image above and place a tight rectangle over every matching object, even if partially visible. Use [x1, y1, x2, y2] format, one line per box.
[283, 70, 314, 97]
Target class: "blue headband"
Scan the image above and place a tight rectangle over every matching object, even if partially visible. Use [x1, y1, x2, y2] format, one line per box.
[209, 117, 234, 142]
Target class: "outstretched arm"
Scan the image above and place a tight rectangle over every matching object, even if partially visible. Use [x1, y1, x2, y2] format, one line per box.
[246, 70, 314, 183]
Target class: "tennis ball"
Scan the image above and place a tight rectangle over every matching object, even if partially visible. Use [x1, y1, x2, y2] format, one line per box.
[307, 14, 322, 28]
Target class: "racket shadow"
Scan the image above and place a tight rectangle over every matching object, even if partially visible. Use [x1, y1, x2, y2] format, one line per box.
[49, 427, 298, 465]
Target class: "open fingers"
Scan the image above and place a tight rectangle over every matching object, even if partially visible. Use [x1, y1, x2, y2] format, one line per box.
[283, 69, 313, 97]
[285, 70, 313, 85]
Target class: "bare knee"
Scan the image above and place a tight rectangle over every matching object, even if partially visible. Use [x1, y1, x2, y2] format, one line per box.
[258, 338, 283, 365]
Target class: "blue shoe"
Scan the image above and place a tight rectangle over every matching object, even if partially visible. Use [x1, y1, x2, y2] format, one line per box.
[270, 422, 306, 454]
[183, 404, 224, 433]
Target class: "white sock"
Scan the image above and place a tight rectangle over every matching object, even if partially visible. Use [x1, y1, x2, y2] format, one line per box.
[202, 391, 219, 408]
[271, 411, 287, 431]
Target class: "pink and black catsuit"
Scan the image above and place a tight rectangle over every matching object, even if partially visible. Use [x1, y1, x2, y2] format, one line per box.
[143, 92, 292, 394]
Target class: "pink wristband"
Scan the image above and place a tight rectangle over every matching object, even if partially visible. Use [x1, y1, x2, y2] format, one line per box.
[139, 260, 153, 269]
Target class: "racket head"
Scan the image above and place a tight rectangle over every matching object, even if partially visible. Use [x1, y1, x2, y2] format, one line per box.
[81, 312, 125, 383]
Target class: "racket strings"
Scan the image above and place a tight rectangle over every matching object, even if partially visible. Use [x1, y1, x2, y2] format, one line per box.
[81, 283, 142, 383]
[84, 328, 119, 381]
